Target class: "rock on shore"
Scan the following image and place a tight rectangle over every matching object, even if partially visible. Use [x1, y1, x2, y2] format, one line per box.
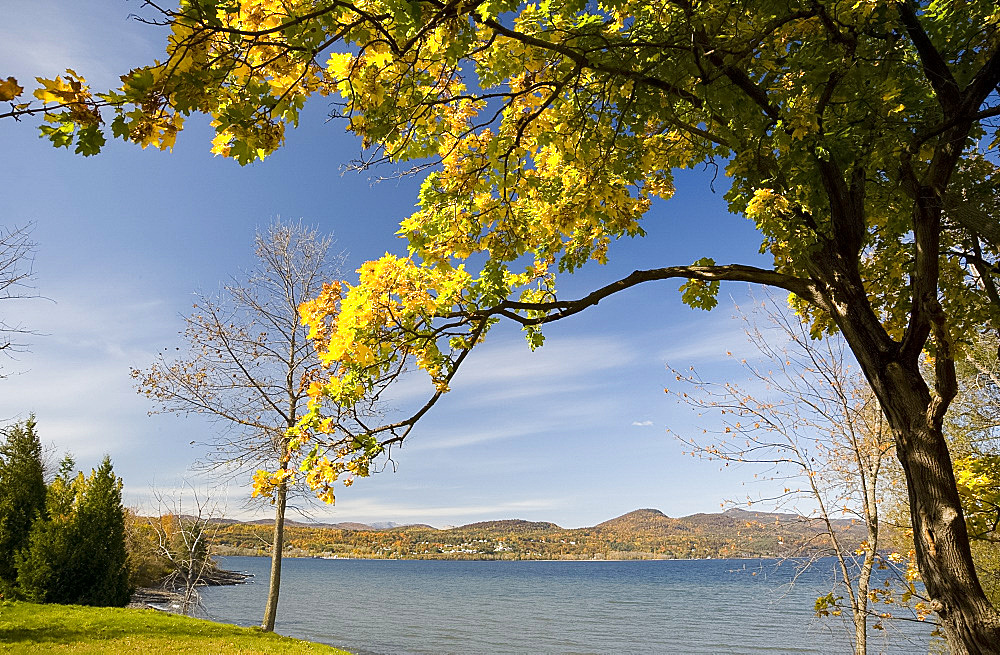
[127, 566, 252, 611]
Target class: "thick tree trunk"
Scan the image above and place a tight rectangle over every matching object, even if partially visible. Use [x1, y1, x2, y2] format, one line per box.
[885, 379, 1000, 653]
[260, 475, 288, 632]
[805, 234, 1000, 651]
[851, 348, 1000, 653]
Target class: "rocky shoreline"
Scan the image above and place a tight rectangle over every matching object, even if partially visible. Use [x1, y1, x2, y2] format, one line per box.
[127, 587, 186, 610]
[127, 566, 252, 611]
[200, 567, 253, 586]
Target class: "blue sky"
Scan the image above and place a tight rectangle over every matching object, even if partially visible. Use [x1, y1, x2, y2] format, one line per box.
[1, 1, 786, 528]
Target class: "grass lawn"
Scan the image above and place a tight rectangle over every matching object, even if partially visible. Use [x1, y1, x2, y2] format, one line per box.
[0, 601, 352, 654]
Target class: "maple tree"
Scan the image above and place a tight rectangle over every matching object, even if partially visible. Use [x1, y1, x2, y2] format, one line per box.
[4, 0, 1000, 650]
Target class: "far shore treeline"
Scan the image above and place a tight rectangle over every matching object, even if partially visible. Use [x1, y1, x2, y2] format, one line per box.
[209, 507, 870, 561]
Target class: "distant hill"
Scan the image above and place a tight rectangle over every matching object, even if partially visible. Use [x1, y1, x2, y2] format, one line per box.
[210, 507, 870, 561]
[241, 518, 376, 530]
[459, 519, 563, 533]
[593, 508, 678, 533]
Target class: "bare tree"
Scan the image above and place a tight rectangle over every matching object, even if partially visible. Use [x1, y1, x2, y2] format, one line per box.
[0, 223, 37, 372]
[669, 295, 921, 654]
[132, 219, 344, 630]
[123, 506, 172, 590]
[148, 486, 222, 615]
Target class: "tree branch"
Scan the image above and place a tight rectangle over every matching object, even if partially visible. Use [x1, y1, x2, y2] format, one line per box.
[467, 264, 820, 326]
[480, 18, 708, 111]
[959, 45, 1000, 115]
[896, 0, 960, 114]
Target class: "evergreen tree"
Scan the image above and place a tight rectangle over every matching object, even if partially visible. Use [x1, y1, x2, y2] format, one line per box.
[16, 458, 80, 604]
[0, 416, 46, 597]
[72, 456, 132, 606]
[16, 455, 133, 606]
[14, 512, 71, 603]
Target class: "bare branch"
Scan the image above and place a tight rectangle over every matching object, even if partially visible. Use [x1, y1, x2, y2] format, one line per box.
[0, 223, 39, 372]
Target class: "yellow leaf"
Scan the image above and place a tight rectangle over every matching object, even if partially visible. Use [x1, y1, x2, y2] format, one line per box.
[326, 52, 354, 79]
[0, 76, 24, 102]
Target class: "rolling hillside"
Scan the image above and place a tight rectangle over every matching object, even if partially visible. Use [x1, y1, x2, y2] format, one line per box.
[210, 507, 869, 560]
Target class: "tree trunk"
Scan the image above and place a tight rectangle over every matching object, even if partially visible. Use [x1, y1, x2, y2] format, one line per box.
[851, 538, 874, 655]
[853, 577, 867, 655]
[857, 353, 1000, 653]
[801, 181, 1000, 651]
[260, 474, 288, 632]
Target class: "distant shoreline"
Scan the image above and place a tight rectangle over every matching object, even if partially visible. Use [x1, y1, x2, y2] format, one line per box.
[216, 553, 832, 564]
[209, 507, 867, 561]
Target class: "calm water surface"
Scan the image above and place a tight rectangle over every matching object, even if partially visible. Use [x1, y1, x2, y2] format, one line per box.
[200, 556, 936, 654]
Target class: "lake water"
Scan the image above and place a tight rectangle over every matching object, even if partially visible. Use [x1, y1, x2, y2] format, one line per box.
[200, 556, 937, 654]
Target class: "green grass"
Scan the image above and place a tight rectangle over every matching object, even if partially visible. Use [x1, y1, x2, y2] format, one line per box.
[0, 601, 352, 654]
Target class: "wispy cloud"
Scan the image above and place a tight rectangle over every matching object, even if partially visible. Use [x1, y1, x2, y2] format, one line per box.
[453, 335, 636, 386]
[0, 285, 213, 499]
[631, 420, 654, 427]
[363, 332, 641, 420]
[406, 424, 543, 451]
[351, 333, 637, 408]
[406, 387, 621, 451]
[656, 318, 751, 364]
[0, 2, 164, 89]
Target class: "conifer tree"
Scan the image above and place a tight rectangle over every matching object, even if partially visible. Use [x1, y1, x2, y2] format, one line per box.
[0, 416, 45, 597]
[16, 456, 82, 604]
[72, 456, 132, 606]
[17, 455, 132, 606]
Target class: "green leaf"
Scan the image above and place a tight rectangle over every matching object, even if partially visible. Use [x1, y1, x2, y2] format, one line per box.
[74, 124, 106, 156]
[679, 257, 720, 311]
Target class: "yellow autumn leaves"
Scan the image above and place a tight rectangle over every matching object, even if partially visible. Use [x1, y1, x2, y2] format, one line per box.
[0, 76, 24, 102]
[954, 455, 1000, 539]
[300, 254, 473, 401]
[234, 2, 702, 501]
[254, 253, 480, 501]
[30, 70, 100, 127]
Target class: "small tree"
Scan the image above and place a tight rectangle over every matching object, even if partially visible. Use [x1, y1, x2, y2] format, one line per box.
[669, 298, 907, 654]
[132, 219, 345, 630]
[0, 416, 46, 597]
[148, 486, 222, 615]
